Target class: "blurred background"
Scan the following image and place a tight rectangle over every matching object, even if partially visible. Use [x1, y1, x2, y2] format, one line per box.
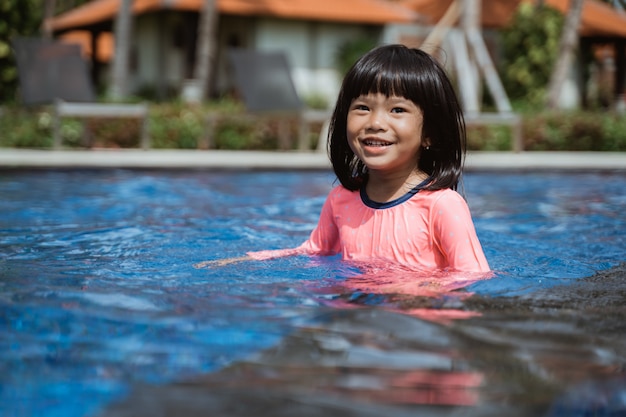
[1, 0, 626, 151]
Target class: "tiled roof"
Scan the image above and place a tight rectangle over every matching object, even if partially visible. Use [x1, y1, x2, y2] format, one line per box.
[49, 0, 418, 32]
[401, 0, 521, 28]
[402, 0, 626, 37]
[214, 0, 417, 23]
[51, 0, 626, 38]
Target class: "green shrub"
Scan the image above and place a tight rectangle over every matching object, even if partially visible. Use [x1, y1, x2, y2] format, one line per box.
[2, 102, 625, 152]
[467, 124, 514, 151]
[600, 115, 626, 151]
[522, 111, 626, 151]
[78, 118, 142, 148]
[0, 106, 51, 147]
[149, 103, 205, 149]
[212, 116, 270, 150]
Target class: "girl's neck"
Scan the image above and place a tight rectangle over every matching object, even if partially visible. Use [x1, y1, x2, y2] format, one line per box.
[365, 169, 429, 203]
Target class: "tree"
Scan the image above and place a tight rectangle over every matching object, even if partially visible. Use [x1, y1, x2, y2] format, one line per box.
[42, 0, 56, 38]
[190, 0, 218, 102]
[546, 0, 584, 109]
[109, 0, 133, 100]
[502, 3, 563, 106]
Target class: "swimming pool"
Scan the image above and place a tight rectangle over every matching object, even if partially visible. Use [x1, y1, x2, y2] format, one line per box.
[1, 169, 625, 417]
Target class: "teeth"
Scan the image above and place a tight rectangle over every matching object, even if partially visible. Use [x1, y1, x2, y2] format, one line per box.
[364, 140, 391, 146]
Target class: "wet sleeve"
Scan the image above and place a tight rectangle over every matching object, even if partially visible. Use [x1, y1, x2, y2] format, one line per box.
[430, 191, 490, 272]
[247, 190, 340, 261]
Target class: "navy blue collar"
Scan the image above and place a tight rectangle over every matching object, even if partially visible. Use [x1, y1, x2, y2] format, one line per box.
[360, 177, 431, 209]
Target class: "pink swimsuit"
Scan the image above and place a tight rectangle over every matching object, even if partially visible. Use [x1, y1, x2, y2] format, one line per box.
[248, 185, 490, 273]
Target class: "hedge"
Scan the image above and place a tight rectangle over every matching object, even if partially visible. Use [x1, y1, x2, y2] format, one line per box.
[1, 103, 625, 152]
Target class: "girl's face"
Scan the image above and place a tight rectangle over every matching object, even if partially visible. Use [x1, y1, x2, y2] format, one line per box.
[347, 93, 427, 178]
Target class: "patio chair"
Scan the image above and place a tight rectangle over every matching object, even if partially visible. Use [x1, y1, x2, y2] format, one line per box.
[12, 37, 150, 149]
[201, 49, 330, 151]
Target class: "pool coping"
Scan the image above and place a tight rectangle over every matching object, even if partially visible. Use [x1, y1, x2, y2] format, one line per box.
[1, 148, 625, 170]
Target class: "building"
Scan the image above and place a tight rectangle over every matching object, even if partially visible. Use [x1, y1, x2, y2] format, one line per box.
[47, 0, 418, 106]
[47, 0, 626, 109]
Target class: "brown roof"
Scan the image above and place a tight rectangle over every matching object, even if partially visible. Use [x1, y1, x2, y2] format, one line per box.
[49, 0, 418, 32]
[216, 0, 417, 23]
[402, 0, 626, 37]
[402, 0, 522, 28]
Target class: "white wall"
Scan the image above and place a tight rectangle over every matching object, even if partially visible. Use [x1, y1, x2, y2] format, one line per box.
[134, 14, 186, 95]
[558, 64, 582, 110]
[131, 12, 386, 105]
[134, 15, 159, 92]
[254, 19, 380, 108]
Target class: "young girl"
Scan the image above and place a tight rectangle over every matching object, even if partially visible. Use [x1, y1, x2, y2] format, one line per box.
[196, 44, 489, 273]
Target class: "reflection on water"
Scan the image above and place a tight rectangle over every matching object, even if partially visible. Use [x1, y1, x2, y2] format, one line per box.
[0, 169, 625, 417]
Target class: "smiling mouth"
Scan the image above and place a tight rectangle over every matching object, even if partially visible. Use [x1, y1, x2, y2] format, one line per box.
[362, 139, 393, 147]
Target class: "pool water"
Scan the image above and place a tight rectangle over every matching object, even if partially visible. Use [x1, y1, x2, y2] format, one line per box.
[1, 169, 625, 417]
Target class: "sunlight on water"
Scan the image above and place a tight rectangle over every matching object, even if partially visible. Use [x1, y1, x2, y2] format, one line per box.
[465, 172, 625, 296]
[0, 169, 625, 417]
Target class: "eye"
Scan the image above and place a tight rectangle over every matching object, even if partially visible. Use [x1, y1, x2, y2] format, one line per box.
[351, 103, 369, 111]
[391, 107, 406, 113]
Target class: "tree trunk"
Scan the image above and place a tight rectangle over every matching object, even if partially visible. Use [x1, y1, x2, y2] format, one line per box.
[42, 0, 56, 38]
[110, 0, 133, 100]
[462, 0, 512, 114]
[546, 0, 584, 109]
[191, 0, 218, 102]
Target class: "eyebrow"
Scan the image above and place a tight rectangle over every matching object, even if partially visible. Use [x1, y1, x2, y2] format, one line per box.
[354, 94, 410, 101]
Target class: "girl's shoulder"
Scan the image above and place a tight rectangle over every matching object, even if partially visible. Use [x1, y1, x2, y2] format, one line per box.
[326, 184, 360, 205]
[417, 187, 460, 198]
[415, 187, 467, 207]
[329, 184, 358, 197]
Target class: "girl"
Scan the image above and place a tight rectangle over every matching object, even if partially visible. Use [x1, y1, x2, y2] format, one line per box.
[196, 44, 489, 273]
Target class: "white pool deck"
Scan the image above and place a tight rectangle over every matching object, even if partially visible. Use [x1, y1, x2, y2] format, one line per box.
[1, 148, 625, 170]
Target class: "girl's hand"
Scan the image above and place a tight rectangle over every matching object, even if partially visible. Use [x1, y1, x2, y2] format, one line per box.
[193, 256, 251, 269]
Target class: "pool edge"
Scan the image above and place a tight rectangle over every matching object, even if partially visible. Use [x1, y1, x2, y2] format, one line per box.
[0, 149, 625, 171]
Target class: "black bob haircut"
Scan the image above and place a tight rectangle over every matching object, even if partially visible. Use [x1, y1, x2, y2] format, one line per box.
[327, 44, 466, 192]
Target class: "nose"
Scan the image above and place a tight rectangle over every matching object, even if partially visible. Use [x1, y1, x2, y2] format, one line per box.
[366, 109, 387, 131]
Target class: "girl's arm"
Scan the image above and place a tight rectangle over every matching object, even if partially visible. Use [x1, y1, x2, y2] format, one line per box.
[194, 188, 340, 268]
[431, 191, 490, 273]
[193, 256, 251, 268]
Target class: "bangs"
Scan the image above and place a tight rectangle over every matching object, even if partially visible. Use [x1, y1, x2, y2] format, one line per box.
[346, 52, 418, 101]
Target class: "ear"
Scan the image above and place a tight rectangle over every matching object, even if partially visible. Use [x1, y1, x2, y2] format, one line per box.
[422, 138, 431, 148]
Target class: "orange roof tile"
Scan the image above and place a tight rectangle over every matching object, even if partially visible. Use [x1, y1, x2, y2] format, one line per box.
[217, 0, 417, 24]
[401, 0, 522, 28]
[49, 0, 417, 32]
[402, 0, 626, 37]
[49, 0, 177, 32]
